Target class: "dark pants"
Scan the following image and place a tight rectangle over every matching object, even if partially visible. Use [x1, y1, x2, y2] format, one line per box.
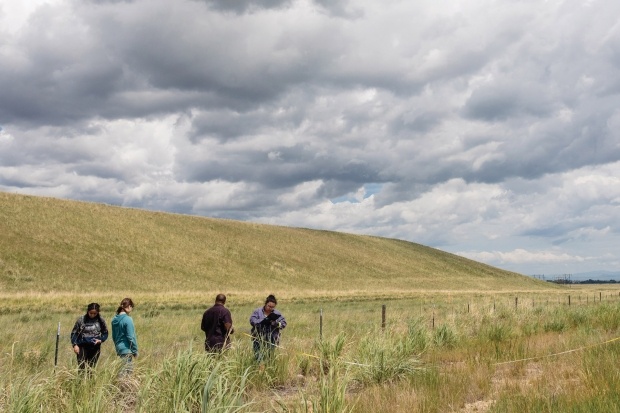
[77, 345, 101, 369]
[205, 337, 230, 353]
[253, 338, 276, 362]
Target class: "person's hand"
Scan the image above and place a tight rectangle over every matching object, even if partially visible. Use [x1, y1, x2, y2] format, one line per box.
[93, 339, 101, 345]
[73, 345, 80, 354]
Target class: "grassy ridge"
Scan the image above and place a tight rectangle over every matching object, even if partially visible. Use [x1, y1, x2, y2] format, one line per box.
[0, 192, 552, 296]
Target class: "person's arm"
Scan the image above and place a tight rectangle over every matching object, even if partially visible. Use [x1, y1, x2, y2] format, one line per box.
[275, 312, 286, 329]
[70, 318, 82, 354]
[125, 318, 139, 356]
[201, 312, 208, 332]
[70, 319, 81, 345]
[224, 310, 233, 333]
[99, 318, 109, 343]
[249, 308, 263, 327]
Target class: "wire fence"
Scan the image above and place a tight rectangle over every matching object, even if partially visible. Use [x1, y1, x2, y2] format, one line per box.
[3, 290, 620, 371]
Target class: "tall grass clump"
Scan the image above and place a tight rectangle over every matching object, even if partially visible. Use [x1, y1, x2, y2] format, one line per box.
[56, 365, 129, 413]
[137, 349, 254, 413]
[406, 317, 430, 354]
[240, 347, 291, 390]
[201, 360, 254, 413]
[1, 364, 127, 413]
[1, 372, 48, 413]
[278, 334, 354, 413]
[316, 332, 347, 369]
[10, 343, 54, 375]
[139, 350, 213, 412]
[590, 303, 620, 331]
[353, 328, 424, 385]
[483, 321, 515, 359]
[432, 324, 458, 348]
[566, 308, 589, 328]
[310, 360, 353, 413]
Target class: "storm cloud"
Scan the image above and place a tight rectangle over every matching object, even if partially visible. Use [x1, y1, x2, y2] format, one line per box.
[1, 0, 620, 275]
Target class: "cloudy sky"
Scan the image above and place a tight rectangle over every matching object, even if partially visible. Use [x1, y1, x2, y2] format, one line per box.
[1, 0, 620, 276]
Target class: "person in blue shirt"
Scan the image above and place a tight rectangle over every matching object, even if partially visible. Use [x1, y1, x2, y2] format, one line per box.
[249, 294, 287, 362]
[70, 302, 108, 370]
[111, 297, 138, 375]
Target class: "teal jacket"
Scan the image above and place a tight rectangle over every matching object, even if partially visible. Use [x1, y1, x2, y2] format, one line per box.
[111, 313, 138, 356]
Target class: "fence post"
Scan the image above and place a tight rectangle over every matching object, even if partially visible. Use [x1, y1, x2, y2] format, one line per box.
[319, 308, 323, 341]
[515, 297, 518, 311]
[54, 321, 60, 370]
[382, 304, 386, 332]
[568, 295, 571, 306]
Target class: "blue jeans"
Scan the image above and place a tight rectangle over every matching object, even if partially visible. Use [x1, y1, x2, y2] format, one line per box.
[119, 354, 134, 376]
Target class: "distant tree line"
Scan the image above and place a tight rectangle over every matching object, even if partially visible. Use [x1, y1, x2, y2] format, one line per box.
[547, 279, 618, 285]
[532, 274, 619, 284]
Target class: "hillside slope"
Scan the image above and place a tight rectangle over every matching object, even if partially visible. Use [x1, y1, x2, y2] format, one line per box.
[0, 192, 551, 295]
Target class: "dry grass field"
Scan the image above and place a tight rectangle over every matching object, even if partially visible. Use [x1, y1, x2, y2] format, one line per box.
[2, 191, 620, 412]
[0, 191, 552, 299]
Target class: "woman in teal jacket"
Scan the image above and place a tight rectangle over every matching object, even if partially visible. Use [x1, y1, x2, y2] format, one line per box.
[111, 297, 138, 374]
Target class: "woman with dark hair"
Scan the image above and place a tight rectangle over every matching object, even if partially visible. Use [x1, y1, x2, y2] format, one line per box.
[70, 302, 108, 369]
[111, 298, 138, 375]
[249, 294, 287, 362]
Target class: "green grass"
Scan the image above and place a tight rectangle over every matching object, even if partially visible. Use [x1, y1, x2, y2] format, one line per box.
[3, 294, 620, 412]
[6, 191, 620, 412]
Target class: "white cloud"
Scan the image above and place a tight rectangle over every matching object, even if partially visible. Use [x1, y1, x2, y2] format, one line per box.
[2, 0, 620, 274]
[458, 249, 589, 265]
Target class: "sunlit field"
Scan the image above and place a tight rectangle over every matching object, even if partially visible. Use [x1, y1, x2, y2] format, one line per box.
[2, 192, 618, 411]
[3, 286, 620, 412]
[0, 192, 554, 296]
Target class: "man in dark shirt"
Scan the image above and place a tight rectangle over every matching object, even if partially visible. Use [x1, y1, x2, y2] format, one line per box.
[201, 294, 234, 352]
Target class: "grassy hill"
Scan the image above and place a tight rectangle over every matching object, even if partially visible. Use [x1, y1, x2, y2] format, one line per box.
[0, 192, 553, 299]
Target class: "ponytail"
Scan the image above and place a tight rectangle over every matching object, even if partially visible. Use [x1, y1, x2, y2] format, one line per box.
[116, 297, 135, 314]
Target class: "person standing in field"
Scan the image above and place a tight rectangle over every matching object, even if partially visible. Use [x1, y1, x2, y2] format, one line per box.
[249, 294, 287, 362]
[70, 302, 108, 370]
[111, 297, 138, 375]
[201, 293, 234, 352]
